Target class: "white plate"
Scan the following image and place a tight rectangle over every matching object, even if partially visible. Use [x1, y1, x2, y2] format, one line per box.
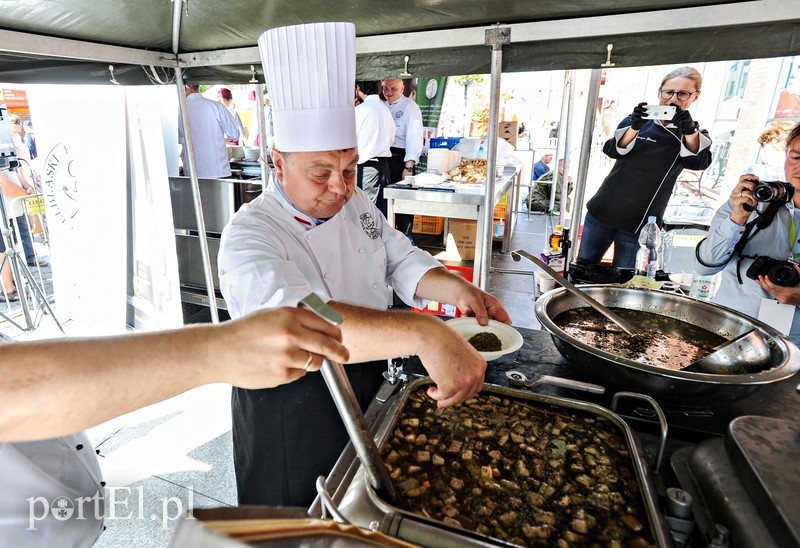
[668, 272, 692, 292]
[446, 318, 523, 360]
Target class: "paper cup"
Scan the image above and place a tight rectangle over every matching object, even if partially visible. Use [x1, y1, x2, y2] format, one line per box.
[404, 175, 415, 185]
[538, 272, 556, 293]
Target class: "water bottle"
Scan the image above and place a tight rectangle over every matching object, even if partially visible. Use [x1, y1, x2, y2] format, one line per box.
[635, 216, 661, 279]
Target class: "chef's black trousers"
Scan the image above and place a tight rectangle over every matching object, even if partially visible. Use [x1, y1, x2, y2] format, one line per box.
[357, 157, 391, 217]
[388, 147, 414, 236]
[232, 361, 385, 508]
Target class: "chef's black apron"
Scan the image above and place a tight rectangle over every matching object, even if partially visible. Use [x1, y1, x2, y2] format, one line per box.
[389, 147, 414, 235]
[232, 361, 385, 507]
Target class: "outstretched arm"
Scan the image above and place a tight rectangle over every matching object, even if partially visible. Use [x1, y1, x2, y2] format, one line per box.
[0, 307, 349, 441]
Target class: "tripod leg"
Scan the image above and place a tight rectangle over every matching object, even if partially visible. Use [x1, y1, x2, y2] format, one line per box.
[15, 260, 64, 334]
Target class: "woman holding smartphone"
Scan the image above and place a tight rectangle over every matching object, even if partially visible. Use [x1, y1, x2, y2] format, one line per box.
[578, 66, 713, 270]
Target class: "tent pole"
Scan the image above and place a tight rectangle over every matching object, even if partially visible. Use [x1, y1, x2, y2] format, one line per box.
[480, 27, 510, 290]
[254, 83, 269, 191]
[558, 70, 576, 223]
[567, 68, 602, 267]
[174, 66, 220, 324]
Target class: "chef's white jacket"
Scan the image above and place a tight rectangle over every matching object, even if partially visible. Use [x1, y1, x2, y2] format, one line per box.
[355, 96, 395, 164]
[0, 432, 104, 547]
[218, 178, 441, 318]
[178, 93, 239, 178]
[385, 95, 424, 164]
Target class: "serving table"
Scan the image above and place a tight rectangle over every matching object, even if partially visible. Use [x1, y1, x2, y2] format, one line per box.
[384, 166, 519, 286]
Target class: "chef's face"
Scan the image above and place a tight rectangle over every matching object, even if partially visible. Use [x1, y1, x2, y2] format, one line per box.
[785, 138, 800, 205]
[273, 148, 358, 218]
[382, 79, 405, 104]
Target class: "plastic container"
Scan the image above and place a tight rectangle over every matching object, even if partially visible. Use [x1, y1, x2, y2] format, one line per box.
[635, 216, 661, 279]
[548, 225, 563, 253]
[411, 215, 445, 235]
[493, 219, 505, 239]
[689, 272, 717, 300]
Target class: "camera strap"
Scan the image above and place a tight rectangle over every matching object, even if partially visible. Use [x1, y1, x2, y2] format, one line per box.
[695, 200, 786, 275]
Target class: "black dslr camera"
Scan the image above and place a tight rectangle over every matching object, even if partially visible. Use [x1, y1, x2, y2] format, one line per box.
[751, 180, 795, 204]
[746, 256, 800, 287]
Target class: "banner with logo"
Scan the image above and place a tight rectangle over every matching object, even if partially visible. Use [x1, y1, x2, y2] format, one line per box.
[124, 86, 182, 330]
[415, 77, 448, 171]
[26, 85, 128, 335]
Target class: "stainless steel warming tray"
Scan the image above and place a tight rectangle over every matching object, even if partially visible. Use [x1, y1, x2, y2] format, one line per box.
[535, 285, 800, 406]
[333, 377, 671, 547]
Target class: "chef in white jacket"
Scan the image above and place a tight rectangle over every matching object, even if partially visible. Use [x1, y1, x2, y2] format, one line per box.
[218, 21, 510, 508]
[0, 308, 349, 546]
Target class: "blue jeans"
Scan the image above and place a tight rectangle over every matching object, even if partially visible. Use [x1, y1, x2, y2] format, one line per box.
[578, 211, 640, 269]
[0, 215, 35, 263]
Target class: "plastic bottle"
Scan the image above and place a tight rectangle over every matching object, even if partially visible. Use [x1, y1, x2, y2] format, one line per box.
[635, 216, 661, 279]
[548, 225, 563, 253]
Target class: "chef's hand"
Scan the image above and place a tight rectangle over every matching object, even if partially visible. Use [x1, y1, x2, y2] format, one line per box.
[417, 320, 486, 408]
[755, 267, 800, 306]
[730, 174, 758, 224]
[630, 102, 647, 131]
[454, 285, 512, 326]
[211, 307, 349, 388]
[671, 106, 697, 135]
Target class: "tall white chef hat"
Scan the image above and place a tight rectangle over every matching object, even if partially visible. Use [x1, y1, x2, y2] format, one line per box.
[258, 22, 357, 152]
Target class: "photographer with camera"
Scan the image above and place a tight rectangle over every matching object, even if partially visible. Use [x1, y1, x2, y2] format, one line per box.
[695, 122, 800, 344]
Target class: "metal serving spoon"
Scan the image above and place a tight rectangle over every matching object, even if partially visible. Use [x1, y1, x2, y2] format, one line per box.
[511, 249, 637, 335]
[682, 329, 771, 374]
[506, 370, 606, 394]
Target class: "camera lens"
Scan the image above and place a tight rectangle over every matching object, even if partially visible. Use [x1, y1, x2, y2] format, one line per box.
[752, 182, 778, 202]
[769, 263, 800, 287]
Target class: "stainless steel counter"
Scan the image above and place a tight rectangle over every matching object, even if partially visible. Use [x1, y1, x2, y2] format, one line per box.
[169, 175, 263, 308]
[384, 167, 519, 286]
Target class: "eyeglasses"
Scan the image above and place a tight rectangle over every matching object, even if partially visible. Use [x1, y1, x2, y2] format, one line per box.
[658, 89, 696, 101]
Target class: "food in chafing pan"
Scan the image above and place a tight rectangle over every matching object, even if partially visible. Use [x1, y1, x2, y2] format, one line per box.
[381, 389, 655, 546]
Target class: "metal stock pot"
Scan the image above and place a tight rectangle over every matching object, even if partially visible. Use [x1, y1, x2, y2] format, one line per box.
[534, 285, 800, 406]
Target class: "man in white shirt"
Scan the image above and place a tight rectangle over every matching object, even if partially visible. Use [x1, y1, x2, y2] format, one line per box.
[355, 80, 395, 215]
[178, 84, 239, 178]
[218, 87, 248, 145]
[381, 78, 424, 234]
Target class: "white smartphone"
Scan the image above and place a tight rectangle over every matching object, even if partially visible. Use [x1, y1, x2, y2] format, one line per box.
[642, 105, 676, 120]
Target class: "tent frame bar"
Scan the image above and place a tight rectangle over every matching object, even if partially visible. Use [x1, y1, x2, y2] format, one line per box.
[178, 0, 795, 68]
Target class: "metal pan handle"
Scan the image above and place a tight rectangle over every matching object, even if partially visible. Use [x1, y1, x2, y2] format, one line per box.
[610, 391, 668, 472]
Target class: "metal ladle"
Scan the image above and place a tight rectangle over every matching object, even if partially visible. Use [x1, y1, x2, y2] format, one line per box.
[682, 329, 772, 374]
[511, 249, 637, 335]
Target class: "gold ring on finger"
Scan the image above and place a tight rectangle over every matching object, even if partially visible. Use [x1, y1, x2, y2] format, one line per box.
[304, 352, 313, 371]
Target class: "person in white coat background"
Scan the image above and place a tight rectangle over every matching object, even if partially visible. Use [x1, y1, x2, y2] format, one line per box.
[178, 82, 240, 178]
[218, 21, 510, 508]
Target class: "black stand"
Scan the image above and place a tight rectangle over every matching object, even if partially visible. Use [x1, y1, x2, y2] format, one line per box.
[0, 191, 63, 334]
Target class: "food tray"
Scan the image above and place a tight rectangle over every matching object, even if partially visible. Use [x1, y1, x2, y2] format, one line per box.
[368, 378, 668, 547]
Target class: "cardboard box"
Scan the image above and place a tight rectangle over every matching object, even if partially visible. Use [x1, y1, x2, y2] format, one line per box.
[540, 251, 565, 274]
[498, 121, 518, 148]
[445, 219, 476, 261]
[412, 264, 474, 318]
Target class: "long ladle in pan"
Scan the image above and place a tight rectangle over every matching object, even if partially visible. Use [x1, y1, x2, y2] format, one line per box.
[298, 293, 397, 503]
[511, 249, 637, 335]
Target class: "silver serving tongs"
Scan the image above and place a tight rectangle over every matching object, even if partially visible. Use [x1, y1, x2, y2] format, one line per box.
[298, 293, 397, 503]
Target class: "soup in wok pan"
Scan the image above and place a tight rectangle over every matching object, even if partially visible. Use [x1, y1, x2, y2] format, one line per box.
[534, 285, 800, 405]
[553, 307, 727, 371]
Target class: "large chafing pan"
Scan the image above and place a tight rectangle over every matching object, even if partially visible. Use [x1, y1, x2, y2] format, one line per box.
[335, 377, 671, 547]
[535, 285, 800, 406]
